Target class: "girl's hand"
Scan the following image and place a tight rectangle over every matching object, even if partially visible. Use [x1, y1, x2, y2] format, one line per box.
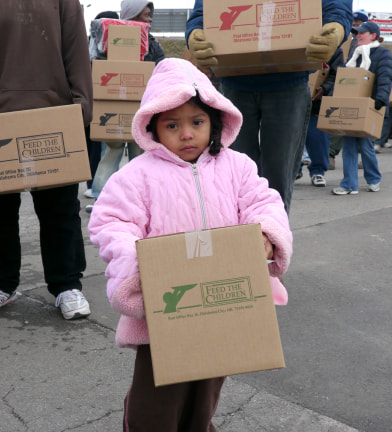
[263, 234, 274, 260]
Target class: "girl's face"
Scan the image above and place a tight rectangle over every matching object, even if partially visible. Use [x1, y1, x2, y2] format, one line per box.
[133, 6, 152, 27]
[357, 31, 376, 46]
[155, 101, 211, 163]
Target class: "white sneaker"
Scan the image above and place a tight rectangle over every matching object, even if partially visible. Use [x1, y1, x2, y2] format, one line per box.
[0, 290, 19, 308]
[374, 144, 382, 153]
[55, 289, 90, 320]
[368, 183, 380, 192]
[84, 189, 94, 199]
[311, 174, 326, 187]
[384, 142, 392, 148]
[85, 204, 94, 214]
[332, 187, 358, 195]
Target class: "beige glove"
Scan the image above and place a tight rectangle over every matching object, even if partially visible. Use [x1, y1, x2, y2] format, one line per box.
[188, 29, 218, 68]
[306, 22, 345, 62]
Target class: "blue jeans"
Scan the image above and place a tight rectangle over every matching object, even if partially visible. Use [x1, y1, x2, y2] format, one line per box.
[373, 108, 392, 147]
[341, 136, 381, 191]
[91, 142, 125, 199]
[221, 82, 311, 213]
[305, 115, 330, 176]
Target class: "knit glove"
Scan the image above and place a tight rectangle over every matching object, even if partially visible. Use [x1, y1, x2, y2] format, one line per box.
[306, 22, 345, 62]
[188, 29, 218, 68]
[374, 100, 385, 110]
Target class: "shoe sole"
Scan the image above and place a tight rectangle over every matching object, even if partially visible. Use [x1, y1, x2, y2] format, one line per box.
[62, 307, 91, 320]
[312, 183, 326, 187]
[368, 188, 380, 192]
[332, 190, 358, 195]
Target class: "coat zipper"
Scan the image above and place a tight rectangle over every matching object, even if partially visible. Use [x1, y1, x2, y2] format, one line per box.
[192, 163, 207, 230]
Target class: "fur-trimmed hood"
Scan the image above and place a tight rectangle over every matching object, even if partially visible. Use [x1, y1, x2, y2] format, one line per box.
[131, 58, 243, 152]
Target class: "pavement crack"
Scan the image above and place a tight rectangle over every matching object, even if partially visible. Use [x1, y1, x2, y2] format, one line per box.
[59, 408, 123, 431]
[2, 387, 28, 430]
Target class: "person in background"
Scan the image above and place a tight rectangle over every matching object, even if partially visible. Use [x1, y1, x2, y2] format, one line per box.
[0, 0, 93, 319]
[298, 48, 345, 187]
[330, 8, 369, 169]
[332, 22, 392, 195]
[86, 0, 165, 213]
[84, 10, 120, 200]
[347, 9, 369, 59]
[88, 58, 292, 431]
[185, 0, 353, 214]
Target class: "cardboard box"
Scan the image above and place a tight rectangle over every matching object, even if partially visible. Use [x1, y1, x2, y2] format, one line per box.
[308, 68, 330, 98]
[92, 60, 155, 101]
[341, 36, 352, 63]
[136, 224, 285, 386]
[90, 18, 149, 59]
[333, 67, 375, 98]
[107, 25, 141, 61]
[90, 100, 140, 142]
[0, 105, 91, 194]
[203, 0, 322, 77]
[317, 96, 386, 139]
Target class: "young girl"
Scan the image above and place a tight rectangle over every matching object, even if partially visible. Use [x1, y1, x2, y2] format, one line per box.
[332, 21, 392, 195]
[88, 58, 293, 431]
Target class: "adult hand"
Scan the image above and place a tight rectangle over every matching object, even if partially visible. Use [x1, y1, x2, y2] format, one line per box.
[312, 87, 324, 101]
[374, 100, 385, 110]
[188, 29, 218, 68]
[306, 22, 345, 62]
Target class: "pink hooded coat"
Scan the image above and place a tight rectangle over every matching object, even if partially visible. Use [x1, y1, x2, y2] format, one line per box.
[88, 58, 293, 349]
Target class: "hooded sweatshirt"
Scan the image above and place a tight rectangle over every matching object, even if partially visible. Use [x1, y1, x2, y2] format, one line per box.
[0, 0, 93, 126]
[88, 58, 293, 349]
[120, 0, 154, 20]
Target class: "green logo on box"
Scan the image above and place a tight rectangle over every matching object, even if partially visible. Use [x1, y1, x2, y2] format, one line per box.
[112, 37, 138, 47]
[201, 277, 253, 307]
[157, 277, 262, 315]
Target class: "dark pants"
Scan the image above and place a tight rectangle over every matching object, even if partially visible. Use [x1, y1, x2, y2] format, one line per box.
[0, 184, 86, 297]
[221, 82, 311, 214]
[305, 115, 330, 176]
[124, 345, 225, 432]
[329, 135, 343, 158]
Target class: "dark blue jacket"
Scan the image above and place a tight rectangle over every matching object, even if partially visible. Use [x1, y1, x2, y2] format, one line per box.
[352, 47, 392, 114]
[186, 0, 353, 92]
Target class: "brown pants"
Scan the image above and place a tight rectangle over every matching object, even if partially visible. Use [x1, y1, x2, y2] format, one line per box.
[123, 345, 225, 432]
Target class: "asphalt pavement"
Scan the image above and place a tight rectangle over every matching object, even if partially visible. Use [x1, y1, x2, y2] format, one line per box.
[1, 145, 392, 432]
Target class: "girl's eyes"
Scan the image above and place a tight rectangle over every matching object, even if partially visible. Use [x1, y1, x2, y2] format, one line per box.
[166, 120, 203, 129]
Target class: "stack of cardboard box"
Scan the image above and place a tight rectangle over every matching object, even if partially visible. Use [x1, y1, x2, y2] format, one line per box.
[317, 67, 386, 139]
[90, 24, 155, 143]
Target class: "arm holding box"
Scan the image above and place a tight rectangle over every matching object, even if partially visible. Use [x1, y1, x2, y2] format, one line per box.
[370, 47, 392, 113]
[235, 153, 293, 278]
[306, 0, 353, 63]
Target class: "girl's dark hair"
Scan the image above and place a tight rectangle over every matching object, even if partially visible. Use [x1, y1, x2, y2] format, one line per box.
[146, 92, 224, 156]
